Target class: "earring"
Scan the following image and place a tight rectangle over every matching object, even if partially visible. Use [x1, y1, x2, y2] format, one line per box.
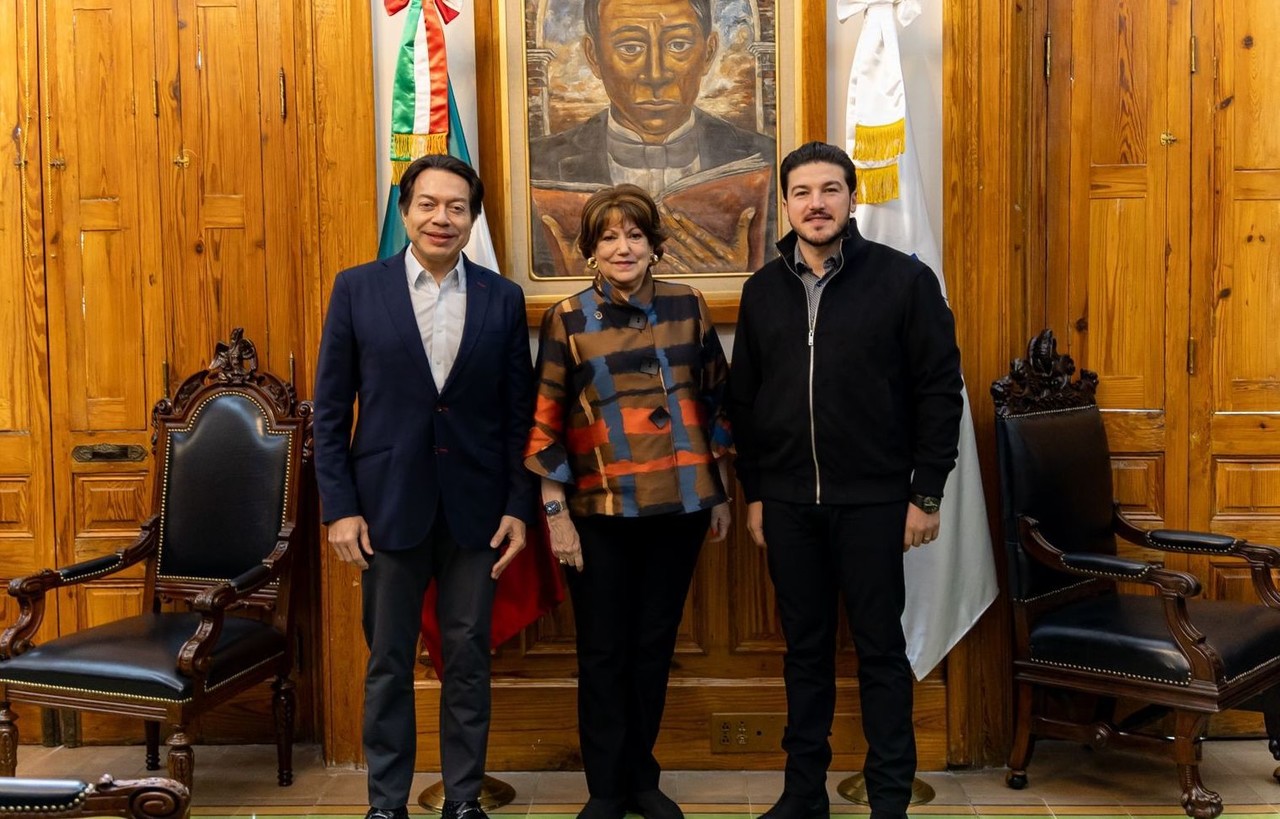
[650, 252, 660, 265]
[586, 256, 598, 270]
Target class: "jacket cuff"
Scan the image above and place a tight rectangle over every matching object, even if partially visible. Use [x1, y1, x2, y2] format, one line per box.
[910, 468, 948, 500]
[737, 470, 761, 504]
[524, 445, 574, 485]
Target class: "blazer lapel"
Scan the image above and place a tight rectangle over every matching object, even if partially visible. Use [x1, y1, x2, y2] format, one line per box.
[377, 249, 438, 391]
[442, 259, 492, 394]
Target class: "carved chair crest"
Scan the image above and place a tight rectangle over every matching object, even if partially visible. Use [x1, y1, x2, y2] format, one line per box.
[991, 329, 1100, 417]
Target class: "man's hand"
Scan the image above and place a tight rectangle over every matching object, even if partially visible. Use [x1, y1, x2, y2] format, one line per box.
[490, 515, 527, 579]
[547, 513, 584, 572]
[746, 501, 766, 549]
[708, 501, 732, 542]
[328, 515, 372, 569]
[540, 214, 579, 274]
[659, 206, 755, 274]
[903, 504, 941, 551]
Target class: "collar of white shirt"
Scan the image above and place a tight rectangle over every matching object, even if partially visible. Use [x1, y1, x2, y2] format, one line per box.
[405, 249, 467, 292]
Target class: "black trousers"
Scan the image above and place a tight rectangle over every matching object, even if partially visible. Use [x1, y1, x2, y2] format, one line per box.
[361, 511, 497, 808]
[763, 500, 915, 816]
[567, 510, 711, 799]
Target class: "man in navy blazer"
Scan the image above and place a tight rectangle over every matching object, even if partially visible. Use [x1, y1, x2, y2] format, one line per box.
[313, 155, 534, 819]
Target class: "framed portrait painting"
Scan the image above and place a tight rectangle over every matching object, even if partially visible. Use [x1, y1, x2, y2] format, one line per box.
[473, 0, 827, 322]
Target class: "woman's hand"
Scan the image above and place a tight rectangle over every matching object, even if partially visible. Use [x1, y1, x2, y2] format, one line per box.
[708, 501, 732, 542]
[548, 512, 584, 572]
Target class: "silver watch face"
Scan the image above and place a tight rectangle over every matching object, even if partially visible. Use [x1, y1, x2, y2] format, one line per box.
[543, 500, 563, 516]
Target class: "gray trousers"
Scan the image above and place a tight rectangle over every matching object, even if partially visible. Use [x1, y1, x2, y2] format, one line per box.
[361, 515, 497, 808]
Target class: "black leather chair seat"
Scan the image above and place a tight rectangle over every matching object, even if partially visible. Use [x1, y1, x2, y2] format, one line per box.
[1029, 593, 1280, 684]
[0, 612, 285, 701]
[0, 778, 90, 812]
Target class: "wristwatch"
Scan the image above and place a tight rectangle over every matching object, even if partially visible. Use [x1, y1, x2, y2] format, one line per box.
[909, 493, 942, 514]
[543, 499, 566, 517]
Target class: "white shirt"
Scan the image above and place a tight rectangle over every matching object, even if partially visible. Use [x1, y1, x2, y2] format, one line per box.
[405, 250, 467, 392]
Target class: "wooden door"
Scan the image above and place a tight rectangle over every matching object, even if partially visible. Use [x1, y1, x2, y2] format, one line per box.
[0, 0, 55, 651]
[152, 0, 307, 742]
[1046, 0, 1191, 549]
[1189, 1, 1280, 600]
[155, 0, 301, 381]
[41, 0, 168, 645]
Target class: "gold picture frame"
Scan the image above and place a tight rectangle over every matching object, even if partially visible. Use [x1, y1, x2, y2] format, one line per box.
[474, 0, 827, 324]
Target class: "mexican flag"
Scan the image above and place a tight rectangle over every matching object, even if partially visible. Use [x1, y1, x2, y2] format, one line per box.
[842, 0, 998, 680]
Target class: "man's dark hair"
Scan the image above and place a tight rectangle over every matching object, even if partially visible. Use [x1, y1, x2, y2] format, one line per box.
[779, 141, 857, 197]
[584, 0, 713, 43]
[397, 154, 485, 218]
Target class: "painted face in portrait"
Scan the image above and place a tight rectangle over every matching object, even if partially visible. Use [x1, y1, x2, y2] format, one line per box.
[783, 161, 856, 253]
[594, 213, 654, 294]
[583, 0, 719, 144]
[400, 169, 477, 274]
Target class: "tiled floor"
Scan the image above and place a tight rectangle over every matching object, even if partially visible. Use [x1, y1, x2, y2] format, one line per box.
[12, 738, 1280, 817]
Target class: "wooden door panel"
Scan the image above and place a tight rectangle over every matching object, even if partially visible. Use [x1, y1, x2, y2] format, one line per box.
[1049, 0, 1188, 539]
[1191, 0, 1280, 589]
[1086, 198, 1164, 409]
[161, 0, 294, 382]
[0, 0, 55, 655]
[43, 0, 166, 642]
[51, 2, 154, 432]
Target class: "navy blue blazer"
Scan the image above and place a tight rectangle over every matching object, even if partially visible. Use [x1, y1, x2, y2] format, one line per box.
[313, 250, 535, 551]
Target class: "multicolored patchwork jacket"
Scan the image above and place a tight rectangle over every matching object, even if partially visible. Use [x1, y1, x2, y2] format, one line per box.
[525, 274, 732, 518]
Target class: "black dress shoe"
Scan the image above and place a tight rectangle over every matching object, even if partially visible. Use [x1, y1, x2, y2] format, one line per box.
[577, 796, 627, 819]
[757, 793, 830, 819]
[626, 789, 684, 819]
[365, 808, 409, 819]
[442, 800, 489, 819]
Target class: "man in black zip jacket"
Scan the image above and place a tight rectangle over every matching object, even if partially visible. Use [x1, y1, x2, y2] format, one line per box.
[727, 142, 962, 819]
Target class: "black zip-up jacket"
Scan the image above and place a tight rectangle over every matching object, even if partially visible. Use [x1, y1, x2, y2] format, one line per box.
[727, 222, 963, 506]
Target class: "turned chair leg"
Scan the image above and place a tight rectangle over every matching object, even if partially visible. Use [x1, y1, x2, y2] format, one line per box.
[272, 674, 295, 786]
[1006, 681, 1035, 789]
[145, 720, 161, 770]
[0, 701, 17, 776]
[166, 725, 195, 793]
[1174, 711, 1221, 819]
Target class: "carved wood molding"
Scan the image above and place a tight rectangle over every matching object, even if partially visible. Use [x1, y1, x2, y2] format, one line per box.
[991, 329, 1100, 418]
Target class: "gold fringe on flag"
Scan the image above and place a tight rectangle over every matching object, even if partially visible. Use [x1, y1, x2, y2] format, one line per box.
[851, 119, 906, 163]
[856, 162, 900, 205]
[391, 131, 449, 159]
[390, 132, 449, 180]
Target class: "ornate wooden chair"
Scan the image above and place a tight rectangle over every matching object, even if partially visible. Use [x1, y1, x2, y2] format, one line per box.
[0, 329, 313, 793]
[0, 775, 188, 819]
[993, 329, 1280, 819]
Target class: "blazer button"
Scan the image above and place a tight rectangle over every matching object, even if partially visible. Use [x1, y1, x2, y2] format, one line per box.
[436, 404, 447, 413]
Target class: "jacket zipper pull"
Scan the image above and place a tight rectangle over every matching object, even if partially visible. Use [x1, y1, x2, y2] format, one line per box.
[808, 329, 815, 347]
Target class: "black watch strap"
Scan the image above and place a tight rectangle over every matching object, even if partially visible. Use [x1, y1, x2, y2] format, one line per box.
[910, 493, 941, 514]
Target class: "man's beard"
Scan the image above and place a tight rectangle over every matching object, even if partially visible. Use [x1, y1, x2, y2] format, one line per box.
[795, 210, 850, 250]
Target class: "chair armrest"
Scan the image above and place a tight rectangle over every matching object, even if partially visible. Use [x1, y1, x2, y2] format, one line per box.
[178, 557, 281, 679]
[0, 774, 187, 819]
[191, 563, 273, 613]
[2, 519, 159, 658]
[1113, 506, 1280, 609]
[1022, 515, 1222, 681]
[1145, 528, 1240, 554]
[1020, 516, 1201, 597]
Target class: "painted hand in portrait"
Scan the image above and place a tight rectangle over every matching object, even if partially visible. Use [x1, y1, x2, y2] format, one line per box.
[526, 0, 779, 278]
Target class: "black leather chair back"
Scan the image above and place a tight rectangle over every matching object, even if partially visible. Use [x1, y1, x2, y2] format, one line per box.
[996, 405, 1119, 601]
[158, 392, 291, 581]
